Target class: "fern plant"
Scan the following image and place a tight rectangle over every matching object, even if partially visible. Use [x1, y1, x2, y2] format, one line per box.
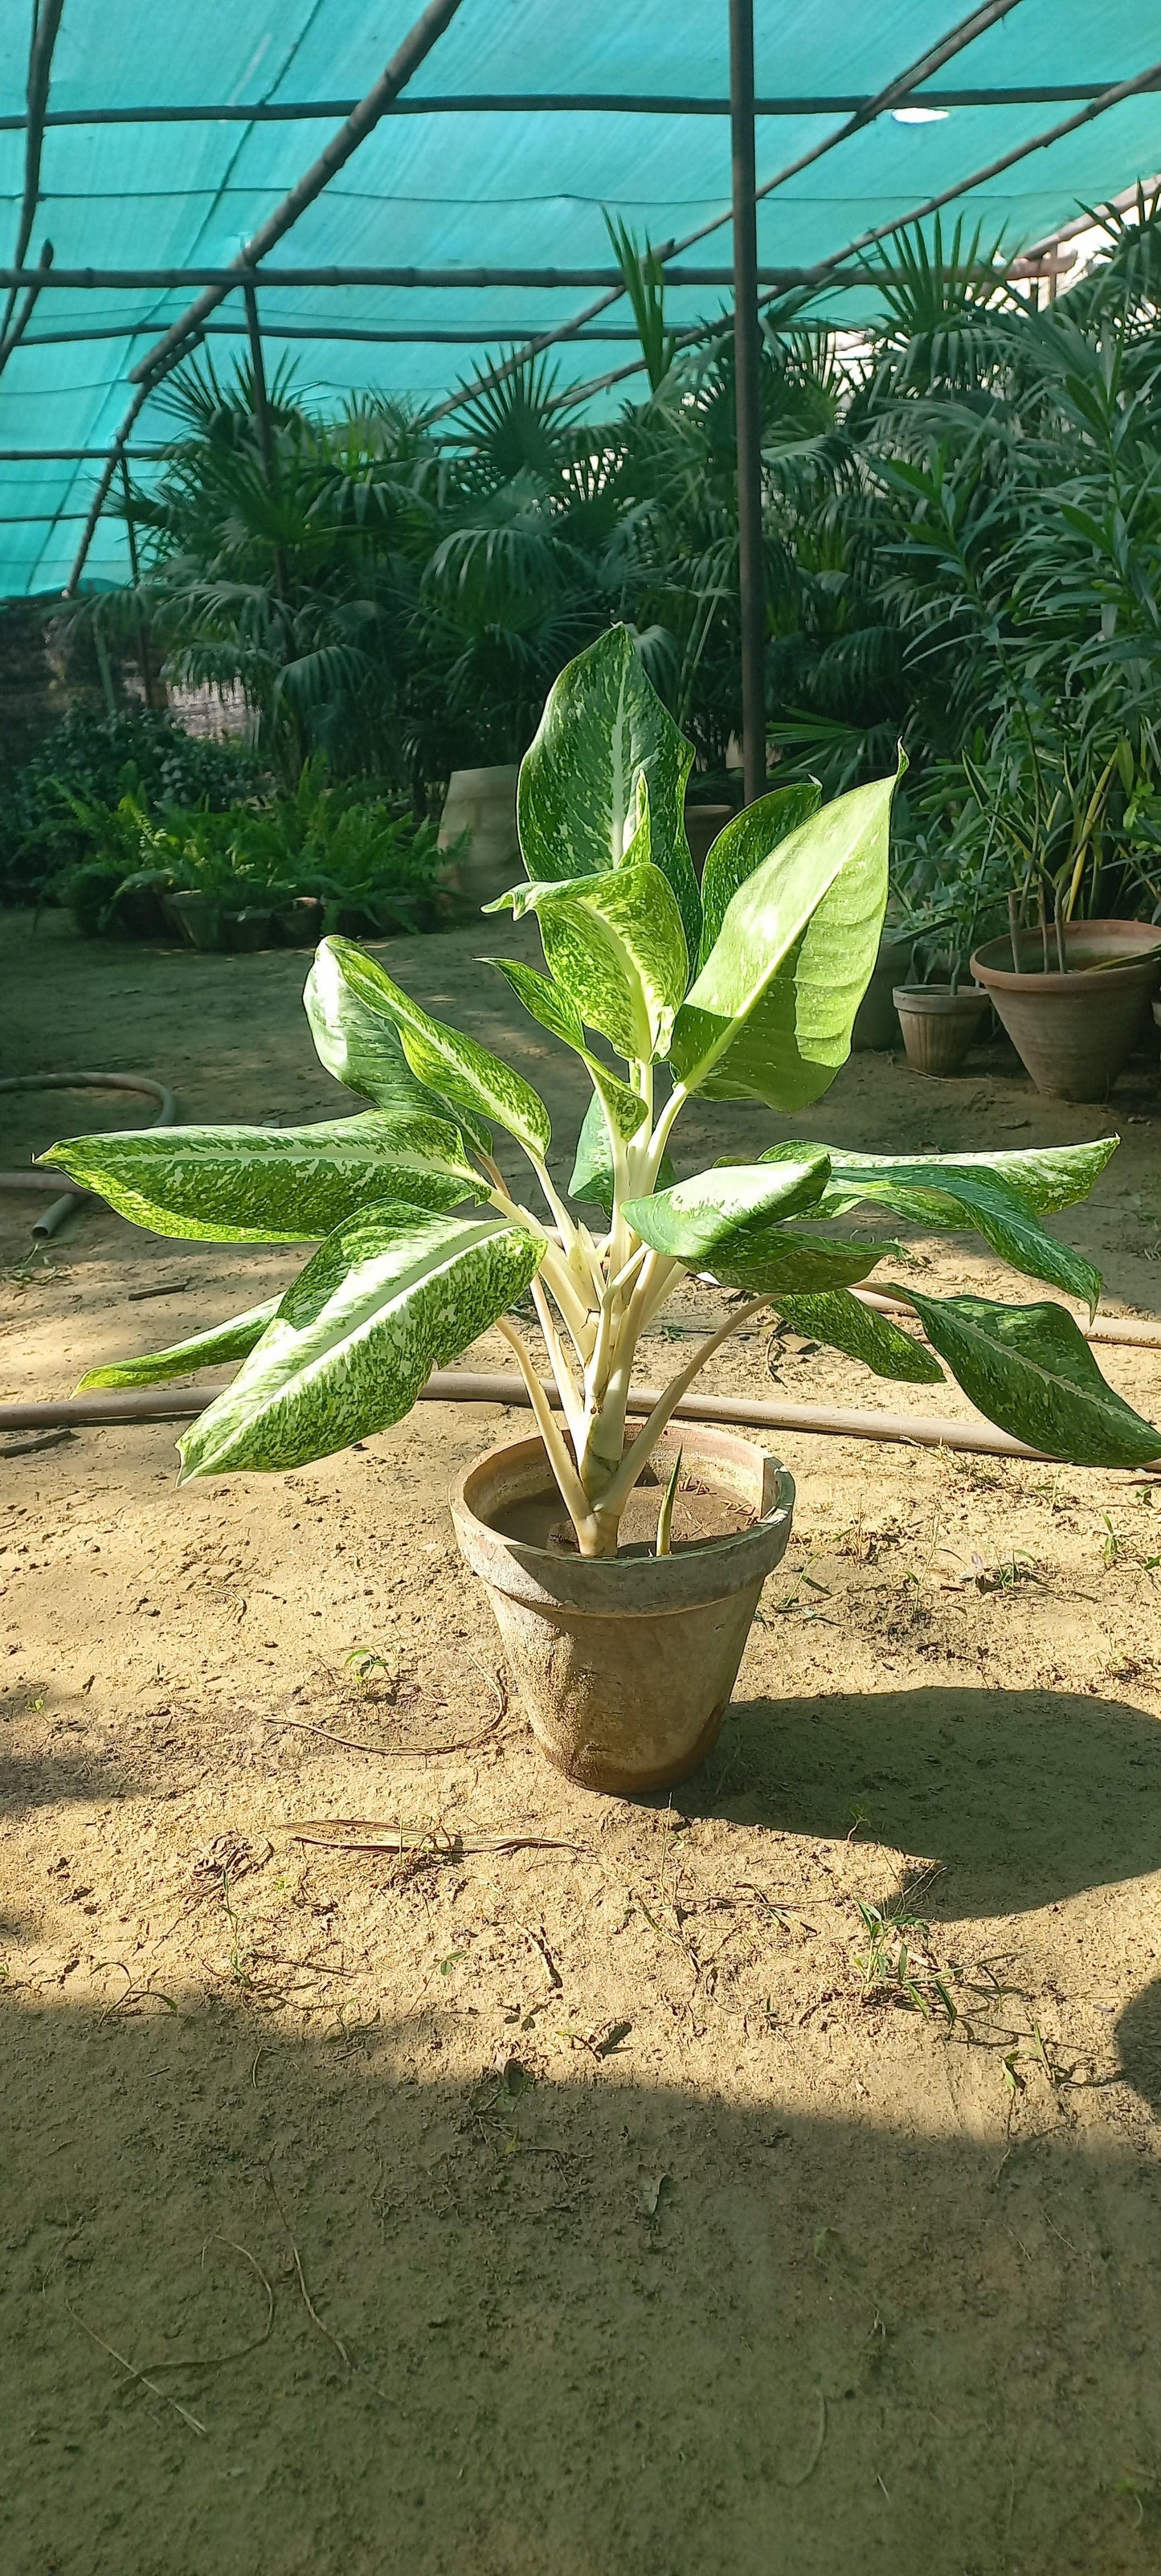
[45, 631, 1158, 1554]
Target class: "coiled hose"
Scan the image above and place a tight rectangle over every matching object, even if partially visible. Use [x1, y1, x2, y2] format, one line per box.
[0, 1071, 176, 1238]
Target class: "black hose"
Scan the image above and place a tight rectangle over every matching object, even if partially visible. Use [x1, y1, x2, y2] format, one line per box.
[0, 1071, 175, 1237]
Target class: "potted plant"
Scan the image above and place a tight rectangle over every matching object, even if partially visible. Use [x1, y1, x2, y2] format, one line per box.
[971, 906, 1161, 1100]
[43, 631, 1158, 1793]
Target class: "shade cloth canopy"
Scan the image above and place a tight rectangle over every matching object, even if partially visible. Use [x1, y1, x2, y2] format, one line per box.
[1, 0, 1159, 595]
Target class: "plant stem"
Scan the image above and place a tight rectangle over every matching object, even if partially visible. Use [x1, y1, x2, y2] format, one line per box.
[595, 1297, 768, 1523]
[494, 1317, 593, 1537]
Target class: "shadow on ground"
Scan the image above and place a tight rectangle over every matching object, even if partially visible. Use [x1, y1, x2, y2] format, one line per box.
[2, 1991, 1160, 2576]
[681, 1687, 1161, 1917]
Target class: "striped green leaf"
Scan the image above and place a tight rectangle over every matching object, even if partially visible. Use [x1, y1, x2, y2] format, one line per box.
[907, 1290, 1161, 1467]
[697, 781, 822, 972]
[623, 1157, 837, 1280]
[305, 938, 489, 1145]
[178, 1204, 546, 1481]
[488, 837, 689, 1063]
[39, 1110, 477, 1243]
[820, 1135, 1119, 1216]
[516, 624, 701, 964]
[669, 766, 898, 1110]
[772, 1290, 944, 1384]
[77, 1296, 280, 1390]
[568, 1092, 675, 1215]
[799, 1153, 1102, 1317]
[487, 956, 647, 1140]
[321, 938, 550, 1160]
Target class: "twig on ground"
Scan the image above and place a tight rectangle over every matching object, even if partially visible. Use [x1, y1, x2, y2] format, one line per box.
[279, 1820, 589, 1858]
[137, 2237, 275, 2374]
[266, 1707, 506, 1760]
[779, 2388, 828, 2488]
[263, 2168, 350, 2367]
[64, 2300, 207, 2436]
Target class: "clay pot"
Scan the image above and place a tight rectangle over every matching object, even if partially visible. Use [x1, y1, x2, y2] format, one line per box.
[971, 921, 1161, 1101]
[227, 908, 276, 953]
[685, 803, 734, 877]
[274, 895, 325, 947]
[893, 983, 991, 1076]
[438, 764, 520, 913]
[451, 1425, 794, 1796]
[852, 934, 914, 1051]
[163, 889, 222, 951]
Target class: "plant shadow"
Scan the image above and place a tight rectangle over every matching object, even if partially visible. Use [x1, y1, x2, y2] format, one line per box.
[677, 1686, 1161, 1918]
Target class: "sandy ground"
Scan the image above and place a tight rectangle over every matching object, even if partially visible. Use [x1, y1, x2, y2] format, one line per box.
[3, 907, 1161, 2576]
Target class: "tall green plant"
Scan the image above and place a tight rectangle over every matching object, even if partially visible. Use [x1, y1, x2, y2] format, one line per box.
[46, 633, 1154, 1552]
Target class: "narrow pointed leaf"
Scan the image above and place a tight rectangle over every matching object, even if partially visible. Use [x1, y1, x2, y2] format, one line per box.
[489, 846, 688, 1061]
[320, 937, 550, 1159]
[670, 765, 899, 1110]
[568, 1091, 674, 1214]
[799, 1154, 1102, 1315]
[623, 1156, 835, 1274]
[697, 781, 822, 971]
[772, 1290, 944, 1384]
[488, 956, 647, 1139]
[818, 1136, 1119, 1216]
[906, 1290, 1161, 1468]
[304, 938, 486, 1140]
[76, 1296, 280, 1391]
[39, 1111, 478, 1244]
[178, 1204, 545, 1480]
[516, 623, 701, 962]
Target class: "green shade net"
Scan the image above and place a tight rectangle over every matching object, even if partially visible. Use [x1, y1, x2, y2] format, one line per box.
[1, 0, 1158, 594]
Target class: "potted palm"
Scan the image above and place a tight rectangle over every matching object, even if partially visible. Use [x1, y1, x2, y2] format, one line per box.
[44, 631, 1157, 1793]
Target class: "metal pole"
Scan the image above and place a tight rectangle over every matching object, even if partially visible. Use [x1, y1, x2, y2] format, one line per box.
[119, 453, 156, 712]
[730, 0, 766, 808]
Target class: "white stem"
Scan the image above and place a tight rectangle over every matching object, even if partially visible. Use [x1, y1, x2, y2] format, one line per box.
[485, 1188, 594, 1344]
[495, 1318, 593, 1535]
[530, 1274, 585, 1450]
[644, 1082, 689, 1183]
[597, 1297, 768, 1520]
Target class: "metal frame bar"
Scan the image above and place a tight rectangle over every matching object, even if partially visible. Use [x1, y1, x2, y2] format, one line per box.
[0, 261, 971, 290]
[2, 0, 64, 342]
[1, 84, 1151, 132]
[423, 0, 1023, 424]
[128, 0, 467, 386]
[730, 0, 765, 809]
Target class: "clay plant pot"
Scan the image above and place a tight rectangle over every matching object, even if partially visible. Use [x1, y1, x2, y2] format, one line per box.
[893, 983, 991, 1076]
[852, 933, 914, 1050]
[438, 763, 520, 913]
[685, 803, 734, 878]
[451, 1424, 794, 1796]
[227, 908, 276, 953]
[971, 920, 1161, 1102]
[274, 895, 325, 947]
[162, 889, 223, 951]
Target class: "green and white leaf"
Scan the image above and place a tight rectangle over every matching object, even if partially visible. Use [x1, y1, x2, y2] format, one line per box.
[669, 765, 899, 1110]
[623, 1158, 845, 1287]
[76, 1296, 281, 1390]
[771, 1290, 944, 1384]
[488, 843, 688, 1062]
[799, 1153, 1102, 1316]
[487, 956, 647, 1140]
[319, 937, 550, 1160]
[516, 623, 701, 963]
[906, 1290, 1161, 1468]
[697, 780, 822, 971]
[816, 1136, 1119, 1216]
[305, 938, 489, 1147]
[178, 1204, 545, 1480]
[40, 1111, 478, 1243]
[568, 1092, 673, 1215]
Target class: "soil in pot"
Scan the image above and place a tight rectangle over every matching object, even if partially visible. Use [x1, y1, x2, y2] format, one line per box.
[893, 983, 990, 1077]
[971, 919, 1161, 1101]
[452, 1424, 794, 1796]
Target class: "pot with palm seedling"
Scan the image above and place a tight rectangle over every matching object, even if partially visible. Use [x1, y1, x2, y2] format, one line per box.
[971, 899, 1161, 1101]
[43, 632, 1160, 1794]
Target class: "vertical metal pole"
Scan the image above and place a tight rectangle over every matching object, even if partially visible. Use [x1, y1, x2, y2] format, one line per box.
[119, 452, 156, 712]
[730, 0, 767, 807]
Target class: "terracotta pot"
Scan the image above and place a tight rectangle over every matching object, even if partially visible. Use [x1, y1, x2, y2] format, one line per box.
[451, 1425, 794, 1795]
[685, 803, 734, 877]
[227, 908, 276, 952]
[438, 763, 520, 913]
[852, 934, 914, 1051]
[162, 889, 222, 951]
[274, 895, 325, 947]
[893, 983, 990, 1076]
[971, 921, 1161, 1101]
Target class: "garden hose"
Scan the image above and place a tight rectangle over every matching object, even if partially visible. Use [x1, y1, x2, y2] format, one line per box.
[0, 1072, 176, 1239]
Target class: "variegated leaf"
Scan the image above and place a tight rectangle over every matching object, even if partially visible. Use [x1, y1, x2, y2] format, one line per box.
[569, 1092, 674, 1215]
[796, 1151, 1102, 1317]
[908, 1290, 1161, 1467]
[320, 938, 550, 1160]
[77, 1296, 280, 1390]
[487, 957, 647, 1140]
[178, 1204, 545, 1479]
[772, 1290, 944, 1384]
[516, 624, 701, 963]
[670, 766, 899, 1110]
[305, 938, 489, 1145]
[40, 1110, 477, 1243]
[488, 840, 688, 1063]
[697, 781, 822, 971]
[622, 1158, 836, 1278]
